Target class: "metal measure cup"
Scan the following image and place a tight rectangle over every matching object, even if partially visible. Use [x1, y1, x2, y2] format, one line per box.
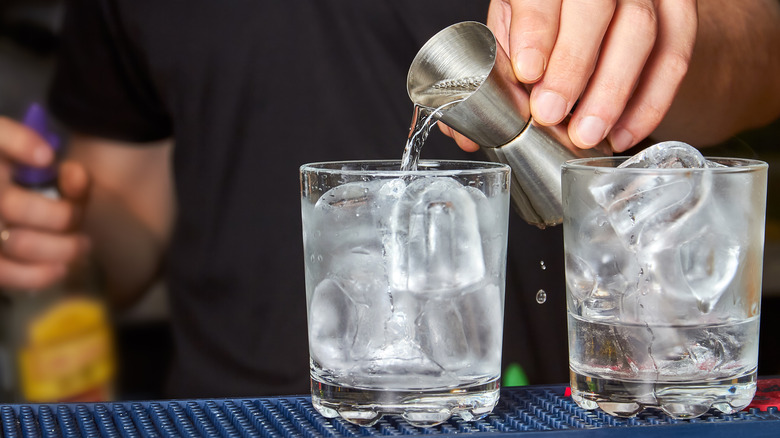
[407, 21, 607, 228]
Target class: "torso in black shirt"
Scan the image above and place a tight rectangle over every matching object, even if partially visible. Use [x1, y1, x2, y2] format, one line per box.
[49, 0, 569, 398]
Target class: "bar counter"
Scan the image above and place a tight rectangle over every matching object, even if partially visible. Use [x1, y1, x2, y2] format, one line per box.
[2, 378, 778, 437]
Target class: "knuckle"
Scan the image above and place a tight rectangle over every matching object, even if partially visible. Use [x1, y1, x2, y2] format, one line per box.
[661, 48, 692, 82]
[515, 10, 557, 41]
[582, 0, 618, 14]
[622, 1, 659, 38]
[591, 80, 633, 113]
[544, 57, 594, 99]
[637, 100, 668, 127]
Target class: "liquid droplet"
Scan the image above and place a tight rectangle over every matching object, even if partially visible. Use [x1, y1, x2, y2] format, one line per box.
[536, 289, 547, 304]
[540, 260, 546, 271]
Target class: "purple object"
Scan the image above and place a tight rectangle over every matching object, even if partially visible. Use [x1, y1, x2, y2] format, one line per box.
[14, 103, 61, 187]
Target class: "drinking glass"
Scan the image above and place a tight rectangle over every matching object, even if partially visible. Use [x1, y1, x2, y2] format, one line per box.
[300, 160, 510, 427]
[562, 156, 767, 418]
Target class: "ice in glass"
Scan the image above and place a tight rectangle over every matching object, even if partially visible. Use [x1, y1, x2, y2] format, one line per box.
[300, 160, 510, 427]
[562, 142, 767, 418]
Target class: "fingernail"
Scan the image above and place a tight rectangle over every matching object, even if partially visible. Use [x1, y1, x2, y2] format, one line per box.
[576, 116, 608, 147]
[533, 91, 568, 124]
[515, 48, 545, 82]
[608, 128, 634, 152]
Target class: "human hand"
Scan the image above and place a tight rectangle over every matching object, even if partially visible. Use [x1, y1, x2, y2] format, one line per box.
[491, 0, 699, 152]
[443, 0, 698, 153]
[0, 116, 92, 291]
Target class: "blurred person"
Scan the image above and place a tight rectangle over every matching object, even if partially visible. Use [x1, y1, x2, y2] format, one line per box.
[0, 0, 778, 399]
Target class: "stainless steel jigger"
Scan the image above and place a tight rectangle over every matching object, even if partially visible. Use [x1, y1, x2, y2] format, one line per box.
[407, 21, 608, 228]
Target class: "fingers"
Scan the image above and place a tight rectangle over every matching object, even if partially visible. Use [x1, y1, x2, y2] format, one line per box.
[437, 124, 481, 152]
[530, 0, 616, 127]
[0, 185, 82, 231]
[607, 0, 697, 152]
[489, 0, 695, 152]
[0, 116, 55, 167]
[0, 117, 93, 292]
[506, 0, 561, 83]
[0, 257, 67, 291]
[0, 227, 90, 264]
[568, 0, 659, 148]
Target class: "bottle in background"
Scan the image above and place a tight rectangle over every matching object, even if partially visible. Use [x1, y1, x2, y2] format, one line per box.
[0, 103, 116, 403]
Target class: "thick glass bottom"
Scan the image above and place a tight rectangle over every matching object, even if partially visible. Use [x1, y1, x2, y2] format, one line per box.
[310, 376, 500, 427]
[570, 368, 757, 419]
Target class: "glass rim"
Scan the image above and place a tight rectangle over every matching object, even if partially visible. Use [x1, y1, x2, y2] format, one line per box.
[562, 156, 768, 173]
[299, 159, 510, 176]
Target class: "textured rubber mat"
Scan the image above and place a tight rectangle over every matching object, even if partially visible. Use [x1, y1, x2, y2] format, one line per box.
[1, 385, 778, 437]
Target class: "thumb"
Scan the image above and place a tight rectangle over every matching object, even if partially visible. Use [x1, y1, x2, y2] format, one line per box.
[58, 160, 91, 202]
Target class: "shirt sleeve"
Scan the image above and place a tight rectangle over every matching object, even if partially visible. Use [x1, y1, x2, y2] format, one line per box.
[48, 0, 172, 143]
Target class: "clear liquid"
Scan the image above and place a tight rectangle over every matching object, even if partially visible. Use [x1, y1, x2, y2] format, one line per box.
[308, 281, 503, 426]
[401, 102, 462, 172]
[568, 313, 759, 418]
[402, 72, 485, 172]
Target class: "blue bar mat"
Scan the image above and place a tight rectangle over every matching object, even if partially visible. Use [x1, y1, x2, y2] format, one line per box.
[1, 385, 778, 438]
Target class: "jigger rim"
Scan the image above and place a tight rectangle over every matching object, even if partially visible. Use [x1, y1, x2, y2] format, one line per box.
[406, 21, 496, 107]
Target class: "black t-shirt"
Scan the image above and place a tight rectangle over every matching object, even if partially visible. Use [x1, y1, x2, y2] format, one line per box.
[49, 0, 569, 398]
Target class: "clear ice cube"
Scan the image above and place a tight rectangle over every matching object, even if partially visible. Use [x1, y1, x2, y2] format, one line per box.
[388, 177, 485, 292]
[585, 141, 742, 322]
[651, 203, 742, 314]
[415, 283, 503, 374]
[618, 141, 708, 169]
[308, 180, 403, 279]
[566, 212, 638, 321]
[308, 251, 393, 370]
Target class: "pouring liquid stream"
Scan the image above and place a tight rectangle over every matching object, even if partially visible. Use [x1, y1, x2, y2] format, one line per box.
[400, 102, 459, 172]
[401, 75, 486, 171]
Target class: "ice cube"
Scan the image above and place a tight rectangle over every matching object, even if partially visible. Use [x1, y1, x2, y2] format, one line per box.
[457, 283, 503, 369]
[589, 141, 715, 256]
[388, 177, 485, 292]
[307, 179, 404, 280]
[653, 207, 742, 314]
[589, 141, 743, 321]
[463, 185, 508, 277]
[308, 251, 393, 369]
[618, 141, 707, 169]
[355, 289, 444, 381]
[415, 296, 470, 371]
[566, 212, 639, 321]
[309, 181, 382, 257]
[413, 282, 503, 376]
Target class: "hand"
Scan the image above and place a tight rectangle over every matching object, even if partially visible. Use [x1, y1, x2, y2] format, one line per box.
[444, 0, 698, 153]
[0, 116, 92, 291]
[492, 0, 699, 152]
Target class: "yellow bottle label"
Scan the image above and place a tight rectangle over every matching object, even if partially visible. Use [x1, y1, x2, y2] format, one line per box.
[18, 297, 115, 402]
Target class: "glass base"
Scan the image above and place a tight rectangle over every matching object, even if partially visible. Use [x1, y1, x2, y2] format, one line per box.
[569, 368, 757, 419]
[310, 376, 500, 427]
